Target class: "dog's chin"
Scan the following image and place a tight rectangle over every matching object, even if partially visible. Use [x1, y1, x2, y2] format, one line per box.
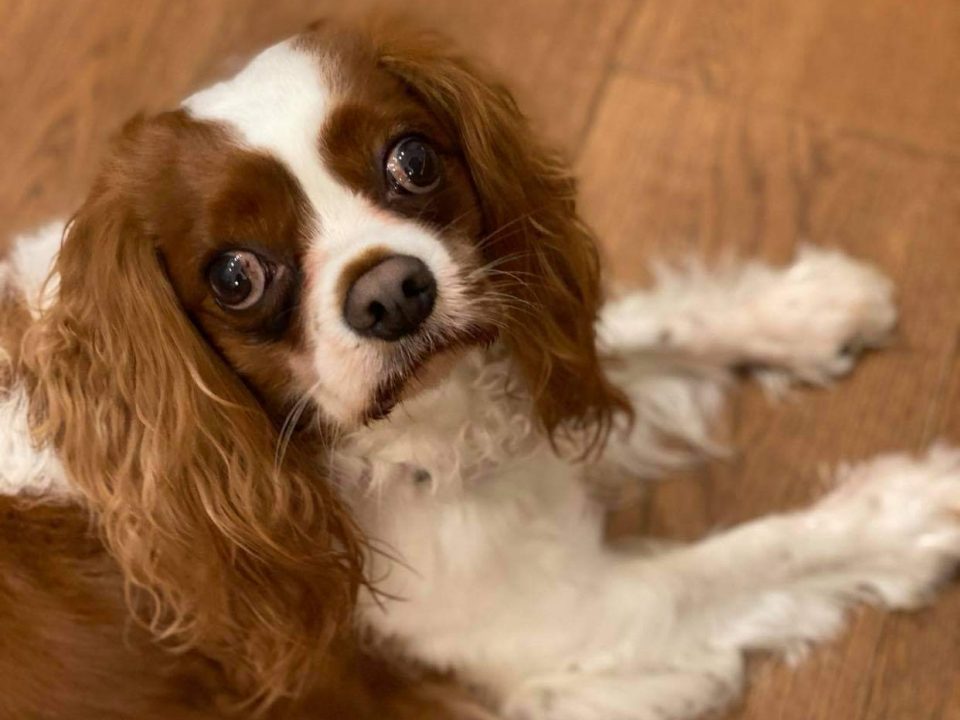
[398, 348, 468, 400]
[362, 323, 499, 423]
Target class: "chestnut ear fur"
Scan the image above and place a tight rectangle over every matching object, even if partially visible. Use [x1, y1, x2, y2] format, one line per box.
[21, 116, 366, 711]
[371, 20, 632, 450]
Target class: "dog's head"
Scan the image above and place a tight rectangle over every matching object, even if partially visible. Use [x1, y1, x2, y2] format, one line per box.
[24, 17, 628, 709]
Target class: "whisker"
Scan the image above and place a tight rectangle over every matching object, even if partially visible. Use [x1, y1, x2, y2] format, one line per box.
[274, 382, 320, 471]
[472, 215, 536, 252]
[434, 208, 475, 235]
[471, 205, 560, 253]
[470, 266, 541, 286]
[480, 293, 539, 316]
[463, 252, 535, 283]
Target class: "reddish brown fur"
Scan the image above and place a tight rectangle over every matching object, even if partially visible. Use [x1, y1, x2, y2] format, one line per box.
[116, 112, 316, 416]
[0, 498, 488, 720]
[4, 14, 629, 719]
[315, 43, 484, 245]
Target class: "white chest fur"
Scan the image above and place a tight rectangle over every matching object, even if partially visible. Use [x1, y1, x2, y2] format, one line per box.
[336, 352, 608, 689]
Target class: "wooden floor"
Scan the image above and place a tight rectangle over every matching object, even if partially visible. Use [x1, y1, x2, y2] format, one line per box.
[3, 1, 959, 718]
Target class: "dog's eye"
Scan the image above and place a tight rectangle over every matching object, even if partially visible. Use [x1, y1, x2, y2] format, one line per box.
[208, 250, 268, 310]
[385, 137, 442, 194]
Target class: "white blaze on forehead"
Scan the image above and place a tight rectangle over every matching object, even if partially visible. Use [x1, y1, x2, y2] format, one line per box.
[183, 40, 351, 220]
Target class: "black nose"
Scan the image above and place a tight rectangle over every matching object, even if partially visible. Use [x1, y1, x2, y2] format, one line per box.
[343, 255, 437, 341]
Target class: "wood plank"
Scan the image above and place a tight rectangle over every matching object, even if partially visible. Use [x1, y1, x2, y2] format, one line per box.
[580, 76, 960, 352]
[617, 0, 960, 158]
[0, 0, 632, 242]
[580, 73, 960, 719]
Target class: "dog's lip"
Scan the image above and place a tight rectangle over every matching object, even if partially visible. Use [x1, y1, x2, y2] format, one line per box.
[363, 324, 498, 423]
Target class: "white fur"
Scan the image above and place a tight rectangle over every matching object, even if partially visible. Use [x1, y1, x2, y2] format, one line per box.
[6, 222, 957, 720]
[0, 384, 71, 496]
[8, 211, 959, 718]
[600, 245, 897, 389]
[496, 447, 960, 720]
[8, 220, 63, 316]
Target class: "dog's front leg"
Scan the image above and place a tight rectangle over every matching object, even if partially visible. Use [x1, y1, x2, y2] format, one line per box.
[599, 246, 896, 386]
[592, 245, 898, 484]
[504, 447, 960, 720]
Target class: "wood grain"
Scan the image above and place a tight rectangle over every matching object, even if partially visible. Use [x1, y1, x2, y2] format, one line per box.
[2, 1, 959, 718]
[617, 0, 960, 158]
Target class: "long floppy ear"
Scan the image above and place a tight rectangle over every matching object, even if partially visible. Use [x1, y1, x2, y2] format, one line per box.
[22, 123, 364, 710]
[373, 23, 631, 450]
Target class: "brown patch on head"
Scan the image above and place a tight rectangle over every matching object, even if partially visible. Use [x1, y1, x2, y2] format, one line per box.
[306, 23, 483, 248]
[114, 111, 316, 418]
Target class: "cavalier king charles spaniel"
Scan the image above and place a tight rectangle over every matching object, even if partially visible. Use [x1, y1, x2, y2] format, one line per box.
[2, 16, 960, 720]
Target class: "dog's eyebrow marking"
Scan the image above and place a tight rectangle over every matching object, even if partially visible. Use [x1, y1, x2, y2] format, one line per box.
[183, 40, 357, 227]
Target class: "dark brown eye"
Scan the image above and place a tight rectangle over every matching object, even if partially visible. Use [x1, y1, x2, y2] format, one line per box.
[385, 137, 442, 194]
[208, 250, 268, 310]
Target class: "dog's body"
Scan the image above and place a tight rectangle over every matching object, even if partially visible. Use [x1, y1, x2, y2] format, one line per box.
[299, 245, 960, 719]
[3, 19, 960, 720]
[6, 218, 960, 720]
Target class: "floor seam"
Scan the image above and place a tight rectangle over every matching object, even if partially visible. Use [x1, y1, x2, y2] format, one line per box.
[571, 0, 646, 161]
[919, 325, 960, 448]
[600, 64, 960, 167]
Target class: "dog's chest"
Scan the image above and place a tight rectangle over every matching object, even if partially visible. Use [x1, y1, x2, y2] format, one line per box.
[335, 351, 541, 495]
[335, 358, 605, 683]
[336, 353, 597, 623]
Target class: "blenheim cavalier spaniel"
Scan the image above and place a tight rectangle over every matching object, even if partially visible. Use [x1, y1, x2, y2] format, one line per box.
[2, 17, 959, 720]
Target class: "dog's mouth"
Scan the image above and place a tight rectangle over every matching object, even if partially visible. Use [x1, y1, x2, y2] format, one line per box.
[363, 322, 499, 423]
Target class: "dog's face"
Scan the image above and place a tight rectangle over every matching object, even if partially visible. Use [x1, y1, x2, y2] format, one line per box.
[93, 21, 620, 433]
[159, 33, 495, 426]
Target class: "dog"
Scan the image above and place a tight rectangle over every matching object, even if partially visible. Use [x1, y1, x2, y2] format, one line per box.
[2, 16, 959, 720]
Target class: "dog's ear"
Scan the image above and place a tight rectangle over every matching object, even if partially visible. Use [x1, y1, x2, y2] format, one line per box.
[22, 116, 364, 710]
[374, 22, 631, 450]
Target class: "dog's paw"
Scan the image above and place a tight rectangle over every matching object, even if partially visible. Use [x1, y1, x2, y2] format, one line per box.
[599, 246, 896, 386]
[814, 445, 960, 608]
[747, 245, 896, 385]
